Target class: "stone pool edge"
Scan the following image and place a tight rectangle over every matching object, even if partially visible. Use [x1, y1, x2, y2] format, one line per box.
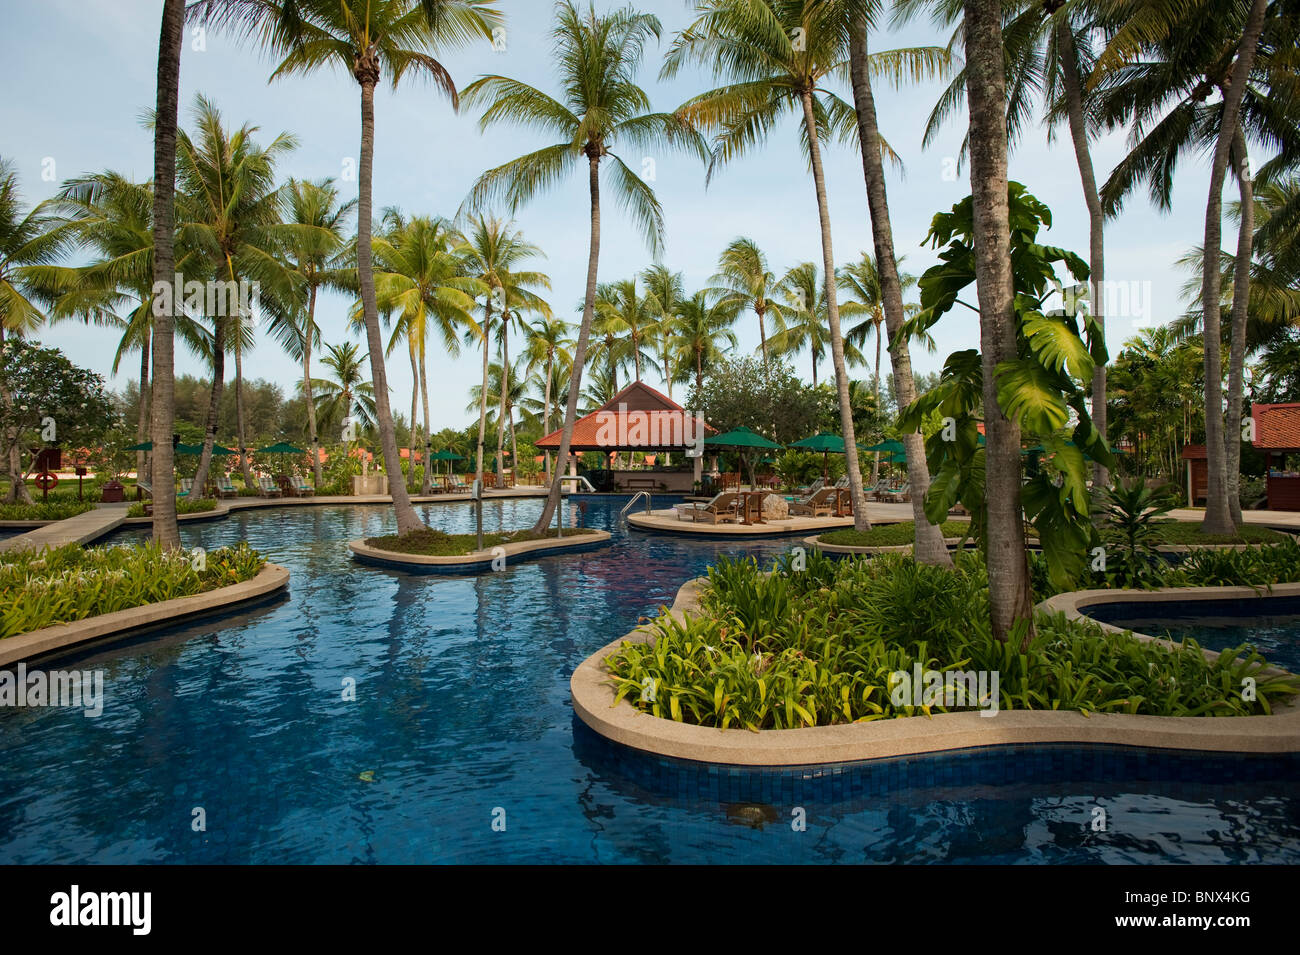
[0, 563, 290, 667]
[348, 530, 612, 573]
[570, 578, 1300, 767]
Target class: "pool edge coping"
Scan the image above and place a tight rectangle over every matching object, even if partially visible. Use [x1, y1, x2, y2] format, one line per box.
[570, 578, 1300, 767]
[0, 562, 290, 668]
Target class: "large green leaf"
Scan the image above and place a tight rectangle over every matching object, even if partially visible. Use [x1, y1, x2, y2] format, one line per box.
[1023, 311, 1094, 382]
[994, 358, 1070, 432]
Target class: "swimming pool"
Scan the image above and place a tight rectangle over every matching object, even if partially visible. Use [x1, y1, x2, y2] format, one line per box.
[1084, 595, 1300, 674]
[2, 495, 1298, 864]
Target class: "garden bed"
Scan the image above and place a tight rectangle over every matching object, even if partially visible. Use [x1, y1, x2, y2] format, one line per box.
[350, 526, 612, 573]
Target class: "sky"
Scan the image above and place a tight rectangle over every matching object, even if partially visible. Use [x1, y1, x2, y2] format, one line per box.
[4, 0, 1219, 433]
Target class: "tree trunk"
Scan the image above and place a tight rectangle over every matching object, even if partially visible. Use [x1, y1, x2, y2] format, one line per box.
[532, 152, 602, 533]
[756, 302, 768, 364]
[420, 339, 433, 495]
[964, 0, 1034, 642]
[304, 285, 322, 488]
[409, 343, 420, 492]
[1200, 0, 1267, 535]
[1225, 124, 1254, 525]
[149, 0, 184, 548]
[850, 25, 948, 564]
[355, 72, 422, 534]
[136, 327, 151, 483]
[476, 300, 492, 485]
[801, 90, 869, 531]
[191, 321, 225, 497]
[1057, 20, 1108, 490]
[235, 338, 253, 487]
[543, 354, 553, 484]
[496, 312, 509, 486]
[870, 316, 881, 486]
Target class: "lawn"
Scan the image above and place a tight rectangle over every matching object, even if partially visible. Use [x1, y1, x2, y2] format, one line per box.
[365, 526, 600, 556]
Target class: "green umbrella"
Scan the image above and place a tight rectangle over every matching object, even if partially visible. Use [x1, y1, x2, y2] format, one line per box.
[124, 440, 154, 452]
[790, 432, 848, 482]
[254, 441, 306, 454]
[862, 438, 905, 454]
[704, 426, 781, 487]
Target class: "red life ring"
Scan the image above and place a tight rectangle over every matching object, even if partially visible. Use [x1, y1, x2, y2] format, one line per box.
[34, 471, 59, 491]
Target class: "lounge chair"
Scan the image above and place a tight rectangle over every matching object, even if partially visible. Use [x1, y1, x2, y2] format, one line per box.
[292, 476, 314, 497]
[215, 475, 238, 499]
[832, 475, 850, 489]
[790, 487, 837, 517]
[178, 478, 193, 498]
[877, 482, 911, 503]
[446, 474, 469, 492]
[257, 475, 282, 498]
[795, 477, 826, 497]
[674, 492, 741, 524]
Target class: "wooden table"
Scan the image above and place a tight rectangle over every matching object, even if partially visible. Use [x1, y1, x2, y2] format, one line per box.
[739, 491, 767, 525]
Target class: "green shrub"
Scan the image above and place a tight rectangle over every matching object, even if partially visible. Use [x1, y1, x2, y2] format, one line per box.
[126, 497, 219, 518]
[364, 526, 598, 556]
[0, 500, 97, 522]
[606, 552, 1298, 729]
[1, 541, 266, 638]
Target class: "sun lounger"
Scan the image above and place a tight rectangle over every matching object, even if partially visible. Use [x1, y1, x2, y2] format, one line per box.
[790, 487, 837, 517]
[178, 478, 193, 498]
[257, 476, 282, 498]
[674, 492, 741, 524]
[215, 475, 239, 499]
[877, 482, 910, 502]
[292, 477, 314, 497]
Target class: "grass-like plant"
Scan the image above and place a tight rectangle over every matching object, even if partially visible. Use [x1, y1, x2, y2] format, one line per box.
[606, 552, 1298, 730]
[126, 498, 219, 518]
[1, 541, 265, 638]
[364, 526, 598, 556]
[0, 501, 98, 522]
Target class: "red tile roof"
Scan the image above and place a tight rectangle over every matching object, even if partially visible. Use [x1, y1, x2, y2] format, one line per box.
[1253, 403, 1300, 451]
[536, 380, 713, 451]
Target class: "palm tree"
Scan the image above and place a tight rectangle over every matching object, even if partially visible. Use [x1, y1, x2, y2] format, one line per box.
[458, 214, 549, 488]
[462, 1, 706, 532]
[173, 94, 298, 496]
[961, 0, 1035, 642]
[277, 177, 356, 489]
[675, 289, 738, 398]
[44, 172, 205, 483]
[769, 262, 864, 386]
[150, 0, 186, 547]
[664, 0, 944, 531]
[594, 278, 658, 383]
[523, 313, 573, 481]
[897, 0, 1109, 487]
[370, 213, 480, 492]
[840, 1, 954, 566]
[0, 159, 68, 503]
[312, 341, 377, 437]
[839, 251, 925, 486]
[641, 264, 685, 399]
[198, 0, 504, 535]
[712, 237, 782, 364]
[1094, 0, 1282, 530]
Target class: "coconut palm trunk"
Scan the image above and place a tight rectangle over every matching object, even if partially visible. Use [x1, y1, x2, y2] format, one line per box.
[1225, 124, 1254, 525]
[191, 321, 225, 497]
[419, 342, 433, 494]
[1056, 20, 1107, 490]
[543, 354, 553, 484]
[235, 340, 253, 486]
[848, 18, 949, 563]
[496, 312, 509, 485]
[137, 327, 151, 483]
[964, 0, 1034, 643]
[149, 0, 184, 549]
[409, 344, 420, 492]
[799, 90, 869, 531]
[1200, 0, 1267, 535]
[476, 300, 492, 484]
[532, 153, 600, 533]
[356, 64, 422, 534]
[304, 287, 322, 488]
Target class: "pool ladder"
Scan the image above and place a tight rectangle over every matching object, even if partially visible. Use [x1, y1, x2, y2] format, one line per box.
[620, 491, 653, 523]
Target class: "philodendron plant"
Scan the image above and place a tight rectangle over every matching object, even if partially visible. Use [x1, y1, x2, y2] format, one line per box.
[897, 183, 1115, 591]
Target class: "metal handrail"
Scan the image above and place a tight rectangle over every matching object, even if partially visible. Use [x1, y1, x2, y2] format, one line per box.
[619, 490, 652, 521]
[555, 474, 596, 493]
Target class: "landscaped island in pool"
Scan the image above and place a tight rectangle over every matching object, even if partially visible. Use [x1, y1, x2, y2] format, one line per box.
[2, 496, 1299, 864]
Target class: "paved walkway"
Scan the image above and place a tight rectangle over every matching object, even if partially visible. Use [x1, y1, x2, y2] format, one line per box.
[0, 503, 129, 553]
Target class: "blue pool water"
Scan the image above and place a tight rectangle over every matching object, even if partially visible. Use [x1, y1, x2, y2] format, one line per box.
[1085, 596, 1300, 674]
[2, 495, 1299, 864]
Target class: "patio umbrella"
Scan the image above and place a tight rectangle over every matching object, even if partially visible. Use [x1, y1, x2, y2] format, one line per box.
[429, 448, 464, 478]
[254, 441, 306, 474]
[861, 438, 905, 454]
[791, 432, 847, 482]
[704, 426, 782, 486]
